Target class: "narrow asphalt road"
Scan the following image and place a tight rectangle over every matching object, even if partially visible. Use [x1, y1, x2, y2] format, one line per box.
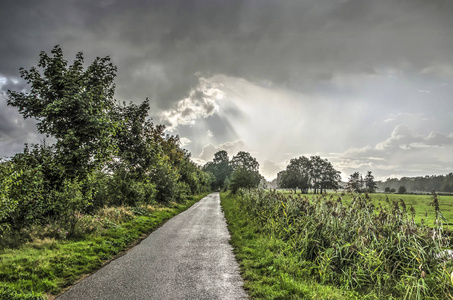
[57, 193, 247, 300]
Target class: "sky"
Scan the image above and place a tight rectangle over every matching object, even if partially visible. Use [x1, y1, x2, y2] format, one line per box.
[1, 0, 453, 181]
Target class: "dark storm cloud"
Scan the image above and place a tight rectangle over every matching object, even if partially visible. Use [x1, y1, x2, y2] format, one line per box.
[0, 92, 44, 157]
[2, 0, 453, 103]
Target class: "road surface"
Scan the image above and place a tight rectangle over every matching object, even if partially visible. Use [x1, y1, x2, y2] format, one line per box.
[57, 193, 247, 300]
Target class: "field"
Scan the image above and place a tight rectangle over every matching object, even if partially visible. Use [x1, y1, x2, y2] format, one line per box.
[280, 191, 453, 227]
[221, 190, 453, 299]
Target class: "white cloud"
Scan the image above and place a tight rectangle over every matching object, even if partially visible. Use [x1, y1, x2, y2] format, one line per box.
[197, 139, 245, 164]
[335, 124, 453, 180]
[160, 77, 223, 131]
[179, 137, 191, 147]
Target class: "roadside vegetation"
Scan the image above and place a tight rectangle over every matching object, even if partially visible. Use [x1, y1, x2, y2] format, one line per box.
[221, 190, 453, 299]
[0, 194, 207, 300]
[0, 46, 212, 299]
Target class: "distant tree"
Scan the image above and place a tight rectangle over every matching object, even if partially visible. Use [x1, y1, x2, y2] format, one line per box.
[229, 151, 262, 193]
[7, 45, 119, 179]
[347, 172, 363, 193]
[202, 150, 232, 190]
[384, 187, 390, 193]
[310, 156, 341, 193]
[230, 151, 259, 172]
[279, 156, 311, 193]
[276, 170, 286, 188]
[398, 186, 407, 194]
[364, 171, 377, 193]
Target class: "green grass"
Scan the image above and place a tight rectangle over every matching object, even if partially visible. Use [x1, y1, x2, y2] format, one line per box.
[279, 191, 453, 227]
[0, 193, 208, 300]
[346, 193, 453, 226]
[220, 192, 366, 300]
[221, 191, 453, 299]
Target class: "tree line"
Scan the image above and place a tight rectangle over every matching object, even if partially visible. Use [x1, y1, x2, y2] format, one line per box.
[202, 150, 263, 193]
[277, 156, 341, 193]
[0, 46, 212, 237]
[376, 173, 453, 193]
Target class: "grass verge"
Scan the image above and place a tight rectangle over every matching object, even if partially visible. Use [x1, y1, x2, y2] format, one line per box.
[221, 191, 453, 299]
[0, 193, 208, 300]
[220, 192, 364, 300]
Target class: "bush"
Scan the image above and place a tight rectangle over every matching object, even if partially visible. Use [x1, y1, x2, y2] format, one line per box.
[0, 159, 51, 233]
[152, 161, 179, 203]
[51, 178, 92, 236]
[106, 171, 156, 206]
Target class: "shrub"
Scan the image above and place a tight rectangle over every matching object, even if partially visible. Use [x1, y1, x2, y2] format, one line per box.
[51, 178, 92, 237]
[106, 171, 156, 206]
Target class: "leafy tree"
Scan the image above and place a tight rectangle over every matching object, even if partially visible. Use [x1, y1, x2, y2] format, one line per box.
[0, 160, 19, 236]
[230, 151, 259, 172]
[229, 151, 262, 193]
[347, 172, 363, 193]
[7, 45, 119, 179]
[112, 99, 160, 178]
[310, 156, 340, 193]
[318, 159, 341, 193]
[398, 186, 407, 194]
[203, 150, 232, 190]
[278, 156, 340, 193]
[279, 156, 311, 193]
[364, 171, 377, 193]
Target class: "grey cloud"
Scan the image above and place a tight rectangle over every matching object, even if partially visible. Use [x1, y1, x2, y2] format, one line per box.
[2, 0, 453, 105]
[0, 92, 45, 158]
[336, 124, 453, 179]
[261, 160, 284, 180]
[0, 78, 27, 93]
[198, 140, 245, 163]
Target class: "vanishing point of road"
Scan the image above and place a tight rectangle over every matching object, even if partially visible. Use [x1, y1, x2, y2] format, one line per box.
[57, 193, 247, 300]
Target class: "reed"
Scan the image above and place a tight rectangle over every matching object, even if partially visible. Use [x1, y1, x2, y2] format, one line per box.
[235, 189, 453, 299]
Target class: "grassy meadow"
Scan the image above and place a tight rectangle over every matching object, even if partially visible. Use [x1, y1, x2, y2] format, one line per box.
[0, 194, 208, 300]
[280, 191, 453, 227]
[221, 190, 453, 299]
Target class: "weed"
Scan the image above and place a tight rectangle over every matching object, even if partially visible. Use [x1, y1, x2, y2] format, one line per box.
[222, 190, 453, 299]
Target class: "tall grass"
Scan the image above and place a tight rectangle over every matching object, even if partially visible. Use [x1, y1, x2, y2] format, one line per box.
[234, 189, 453, 299]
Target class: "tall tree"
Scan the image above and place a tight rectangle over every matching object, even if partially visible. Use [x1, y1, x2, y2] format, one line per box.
[112, 99, 160, 177]
[318, 159, 341, 193]
[364, 171, 377, 193]
[347, 172, 363, 193]
[279, 156, 311, 193]
[202, 150, 231, 190]
[229, 151, 262, 192]
[7, 45, 118, 179]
